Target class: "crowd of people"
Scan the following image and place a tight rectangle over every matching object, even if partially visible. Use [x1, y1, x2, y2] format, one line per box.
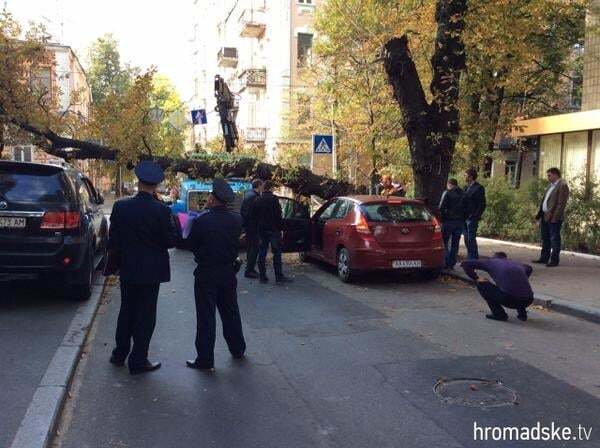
[104, 161, 570, 375]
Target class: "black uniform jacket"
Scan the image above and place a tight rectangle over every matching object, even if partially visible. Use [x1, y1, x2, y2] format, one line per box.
[186, 206, 242, 274]
[108, 191, 176, 284]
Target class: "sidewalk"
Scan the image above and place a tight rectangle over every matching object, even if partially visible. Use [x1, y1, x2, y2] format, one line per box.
[451, 237, 600, 323]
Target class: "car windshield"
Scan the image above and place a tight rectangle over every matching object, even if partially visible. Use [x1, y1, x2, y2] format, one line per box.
[360, 203, 432, 223]
[0, 169, 68, 203]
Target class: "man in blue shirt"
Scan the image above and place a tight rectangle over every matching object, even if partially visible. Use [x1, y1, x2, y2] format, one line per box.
[462, 252, 534, 322]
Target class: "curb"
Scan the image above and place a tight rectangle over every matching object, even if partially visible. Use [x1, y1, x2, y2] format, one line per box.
[477, 237, 600, 262]
[9, 274, 108, 448]
[443, 270, 600, 325]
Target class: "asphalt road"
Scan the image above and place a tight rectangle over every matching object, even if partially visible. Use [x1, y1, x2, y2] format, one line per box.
[0, 284, 80, 448]
[56, 249, 600, 448]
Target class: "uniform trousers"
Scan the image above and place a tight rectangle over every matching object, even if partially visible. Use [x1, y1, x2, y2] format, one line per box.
[194, 267, 246, 368]
[113, 282, 160, 368]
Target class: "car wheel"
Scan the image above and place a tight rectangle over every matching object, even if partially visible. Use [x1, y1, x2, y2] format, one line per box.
[336, 248, 354, 283]
[66, 250, 93, 301]
[421, 268, 442, 281]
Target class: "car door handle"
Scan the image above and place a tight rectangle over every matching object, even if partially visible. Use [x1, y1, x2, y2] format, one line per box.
[335, 228, 342, 236]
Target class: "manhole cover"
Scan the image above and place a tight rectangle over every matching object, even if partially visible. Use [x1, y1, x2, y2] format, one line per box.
[434, 378, 518, 408]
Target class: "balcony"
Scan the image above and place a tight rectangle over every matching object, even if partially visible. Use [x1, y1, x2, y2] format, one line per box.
[239, 9, 266, 38]
[244, 127, 267, 142]
[217, 47, 238, 68]
[238, 68, 267, 91]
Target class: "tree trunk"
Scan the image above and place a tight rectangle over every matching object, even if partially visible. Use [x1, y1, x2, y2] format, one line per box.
[382, 0, 467, 207]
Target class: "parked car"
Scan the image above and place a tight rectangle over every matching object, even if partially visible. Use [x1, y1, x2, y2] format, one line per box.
[279, 195, 445, 282]
[0, 161, 108, 300]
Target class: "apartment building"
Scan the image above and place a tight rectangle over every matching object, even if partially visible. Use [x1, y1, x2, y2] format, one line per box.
[190, 0, 318, 161]
[9, 43, 92, 165]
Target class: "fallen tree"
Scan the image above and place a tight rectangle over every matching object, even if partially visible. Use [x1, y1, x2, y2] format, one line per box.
[4, 111, 354, 200]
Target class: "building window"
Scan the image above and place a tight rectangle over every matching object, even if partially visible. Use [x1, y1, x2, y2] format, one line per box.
[563, 131, 588, 182]
[298, 0, 313, 4]
[30, 67, 52, 101]
[13, 146, 32, 162]
[539, 134, 562, 177]
[296, 93, 311, 124]
[297, 33, 313, 68]
[505, 160, 517, 186]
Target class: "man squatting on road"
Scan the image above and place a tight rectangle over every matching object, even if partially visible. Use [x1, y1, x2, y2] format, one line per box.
[461, 252, 534, 322]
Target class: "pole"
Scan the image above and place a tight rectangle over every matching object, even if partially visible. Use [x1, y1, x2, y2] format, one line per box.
[330, 101, 337, 177]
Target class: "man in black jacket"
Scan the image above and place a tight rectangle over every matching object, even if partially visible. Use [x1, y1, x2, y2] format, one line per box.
[250, 181, 293, 284]
[463, 168, 486, 260]
[438, 178, 464, 269]
[185, 178, 246, 370]
[240, 179, 263, 278]
[108, 161, 177, 375]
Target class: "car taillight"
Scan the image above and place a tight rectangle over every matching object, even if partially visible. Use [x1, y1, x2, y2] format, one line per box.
[354, 212, 371, 235]
[65, 211, 80, 229]
[41, 211, 80, 230]
[432, 217, 442, 234]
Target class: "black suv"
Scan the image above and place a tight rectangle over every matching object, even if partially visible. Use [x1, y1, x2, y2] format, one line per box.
[0, 161, 108, 300]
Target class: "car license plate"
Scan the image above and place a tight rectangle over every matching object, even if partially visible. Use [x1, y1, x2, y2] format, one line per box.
[393, 260, 422, 269]
[0, 217, 26, 228]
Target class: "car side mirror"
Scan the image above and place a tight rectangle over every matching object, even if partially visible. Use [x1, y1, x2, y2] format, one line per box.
[97, 194, 105, 205]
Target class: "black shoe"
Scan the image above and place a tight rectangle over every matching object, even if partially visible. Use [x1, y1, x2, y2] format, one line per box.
[276, 276, 294, 284]
[546, 261, 559, 267]
[532, 259, 548, 264]
[244, 271, 259, 279]
[186, 359, 215, 370]
[109, 354, 125, 367]
[129, 361, 161, 375]
[517, 312, 528, 322]
[259, 276, 269, 284]
[231, 352, 245, 360]
[485, 314, 508, 322]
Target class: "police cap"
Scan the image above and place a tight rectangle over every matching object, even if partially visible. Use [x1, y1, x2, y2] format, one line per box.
[134, 160, 165, 185]
[212, 177, 235, 203]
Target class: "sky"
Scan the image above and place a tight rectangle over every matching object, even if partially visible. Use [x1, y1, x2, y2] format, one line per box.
[8, 0, 196, 101]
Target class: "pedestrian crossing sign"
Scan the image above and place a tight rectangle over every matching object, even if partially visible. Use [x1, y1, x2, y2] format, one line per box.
[312, 134, 334, 154]
[191, 109, 207, 125]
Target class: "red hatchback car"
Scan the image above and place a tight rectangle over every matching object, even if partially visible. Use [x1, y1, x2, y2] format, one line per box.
[279, 195, 445, 282]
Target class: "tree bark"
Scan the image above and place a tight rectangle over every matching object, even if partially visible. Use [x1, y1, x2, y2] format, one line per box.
[383, 0, 467, 207]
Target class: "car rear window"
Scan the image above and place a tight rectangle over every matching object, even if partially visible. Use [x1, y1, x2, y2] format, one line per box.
[360, 203, 433, 223]
[0, 169, 70, 203]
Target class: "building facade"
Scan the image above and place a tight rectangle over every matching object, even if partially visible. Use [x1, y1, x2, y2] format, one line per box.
[190, 0, 318, 161]
[499, 1, 600, 186]
[9, 43, 92, 165]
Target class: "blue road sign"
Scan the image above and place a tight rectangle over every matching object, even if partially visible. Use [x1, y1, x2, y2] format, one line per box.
[191, 109, 207, 125]
[312, 134, 334, 154]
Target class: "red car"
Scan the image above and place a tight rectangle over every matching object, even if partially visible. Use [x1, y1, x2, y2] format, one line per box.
[279, 195, 445, 282]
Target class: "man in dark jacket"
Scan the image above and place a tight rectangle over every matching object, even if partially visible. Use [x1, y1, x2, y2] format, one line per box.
[250, 181, 293, 284]
[108, 161, 177, 375]
[240, 179, 263, 278]
[438, 178, 464, 269]
[463, 168, 486, 260]
[462, 252, 534, 322]
[185, 178, 246, 371]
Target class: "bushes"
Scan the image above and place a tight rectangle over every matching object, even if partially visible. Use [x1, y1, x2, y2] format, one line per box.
[478, 177, 600, 255]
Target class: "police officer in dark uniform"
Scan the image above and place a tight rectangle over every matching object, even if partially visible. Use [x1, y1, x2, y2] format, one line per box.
[185, 178, 246, 370]
[107, 161, 177, 375]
